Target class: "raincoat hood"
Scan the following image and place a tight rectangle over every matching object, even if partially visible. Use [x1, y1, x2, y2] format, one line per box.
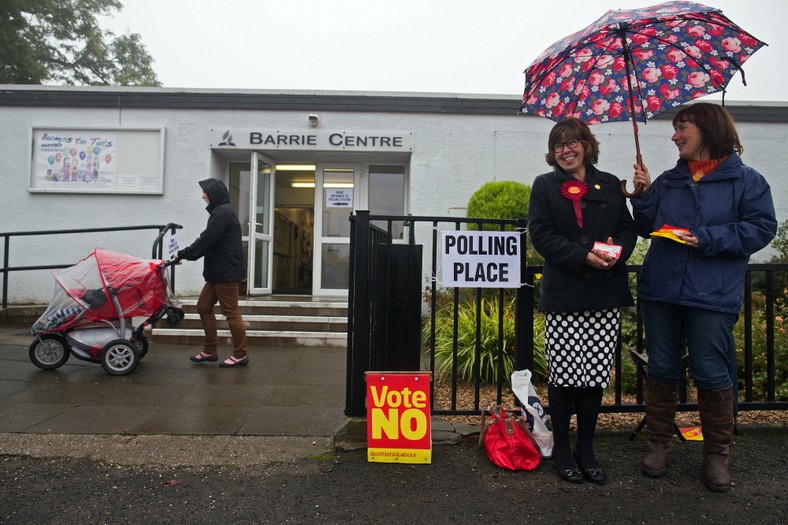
[198, 179, 230, 212]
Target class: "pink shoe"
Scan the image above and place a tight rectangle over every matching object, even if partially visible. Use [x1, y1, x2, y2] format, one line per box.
[219, 355, 249, 368]
[190, 351, 218, 363]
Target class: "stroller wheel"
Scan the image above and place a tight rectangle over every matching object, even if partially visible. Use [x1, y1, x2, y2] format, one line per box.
[131, 334, 149, 359]
[100, 339, 139, 376]
[29, 334, 70, 370]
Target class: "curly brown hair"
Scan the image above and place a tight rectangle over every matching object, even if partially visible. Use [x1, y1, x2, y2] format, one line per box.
[545, 118, 600, 167]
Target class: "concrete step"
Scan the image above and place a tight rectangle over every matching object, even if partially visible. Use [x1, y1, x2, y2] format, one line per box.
[150, 298, 349, 348]
[175, 313, 348, 332]
[149, 327, 347, 348]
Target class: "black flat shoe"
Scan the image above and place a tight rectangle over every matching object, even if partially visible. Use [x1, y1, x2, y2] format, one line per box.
[556, 465, 584, 484]
[575, 453, 607, 485]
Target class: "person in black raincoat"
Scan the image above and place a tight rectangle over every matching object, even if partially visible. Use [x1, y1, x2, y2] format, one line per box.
[528, 118, 637, 485]
[174, 178, 248, 367]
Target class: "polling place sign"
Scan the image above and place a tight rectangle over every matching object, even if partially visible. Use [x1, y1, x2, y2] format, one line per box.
[366, 372, 432, 464]
[441, 231, 521, 288]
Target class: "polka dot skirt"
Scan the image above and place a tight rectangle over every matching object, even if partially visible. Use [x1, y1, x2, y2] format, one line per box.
[544, 309, 621, 388]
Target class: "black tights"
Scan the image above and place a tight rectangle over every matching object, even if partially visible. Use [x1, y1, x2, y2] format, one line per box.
[548, 385, 604, 470]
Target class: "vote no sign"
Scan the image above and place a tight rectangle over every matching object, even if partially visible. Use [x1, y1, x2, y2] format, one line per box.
[441, 231, 521, 288]
[366, 372, 432, 464]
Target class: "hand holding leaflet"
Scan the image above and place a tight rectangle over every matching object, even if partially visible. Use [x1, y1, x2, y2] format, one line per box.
[650, 224, 691, 244]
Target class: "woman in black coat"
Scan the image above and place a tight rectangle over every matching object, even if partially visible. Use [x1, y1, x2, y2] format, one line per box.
[528, 118, 637, 484]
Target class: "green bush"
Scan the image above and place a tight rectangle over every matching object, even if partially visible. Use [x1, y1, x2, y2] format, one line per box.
[466, 181, 530, 230]
[734, 290, 788, 400]
[424, 294, 547, 384]
[767, 220, 788, 263]
[467, 180, 544, 267]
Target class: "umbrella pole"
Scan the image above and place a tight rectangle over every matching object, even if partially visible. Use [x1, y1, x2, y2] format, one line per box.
[622, 51, 644, 198]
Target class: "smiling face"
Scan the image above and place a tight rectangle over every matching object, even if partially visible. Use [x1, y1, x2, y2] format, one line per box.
[554, 138, 587, 178]
[672, 117, 709, 161]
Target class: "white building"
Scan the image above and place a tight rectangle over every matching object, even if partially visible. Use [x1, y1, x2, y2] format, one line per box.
[1, 86, 786, 304]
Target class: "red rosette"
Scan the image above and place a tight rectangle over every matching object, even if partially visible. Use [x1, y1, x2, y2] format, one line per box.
[560, 180, 588, 228]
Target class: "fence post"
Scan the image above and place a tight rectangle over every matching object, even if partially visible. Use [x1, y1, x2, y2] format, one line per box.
[346, 210, 371, 417]
[515, 218, 533, 373]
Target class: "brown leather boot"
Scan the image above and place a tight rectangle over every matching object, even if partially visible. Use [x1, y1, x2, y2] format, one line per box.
[698, 385, 735, 493]
[641, 378, 678, 477]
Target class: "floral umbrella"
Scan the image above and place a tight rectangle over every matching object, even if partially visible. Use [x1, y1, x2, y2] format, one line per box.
[519, 1, 766, 196]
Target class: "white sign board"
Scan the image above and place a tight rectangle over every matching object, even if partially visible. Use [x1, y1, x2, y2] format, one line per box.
[326, 188, 353, 208]
[166, 234, 180, 259]
[441, 231, 521, 288]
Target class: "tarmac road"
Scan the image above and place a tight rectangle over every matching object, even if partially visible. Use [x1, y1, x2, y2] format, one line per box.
[1, 427, 786, 524]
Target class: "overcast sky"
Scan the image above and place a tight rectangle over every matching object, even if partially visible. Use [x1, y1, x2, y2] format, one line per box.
[100, 0, 785, 102]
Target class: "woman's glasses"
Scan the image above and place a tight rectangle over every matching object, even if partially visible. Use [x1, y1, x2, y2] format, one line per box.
[553, 139, 579, 152]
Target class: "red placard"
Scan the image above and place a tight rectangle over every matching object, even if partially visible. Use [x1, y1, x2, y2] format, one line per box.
[366, 372, 432, 464]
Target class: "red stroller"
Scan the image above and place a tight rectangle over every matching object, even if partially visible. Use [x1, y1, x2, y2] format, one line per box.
[30, 248, 183, 375]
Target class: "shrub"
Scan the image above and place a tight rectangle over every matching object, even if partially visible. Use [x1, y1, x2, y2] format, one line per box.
[424, 294, 547, 384]
[466, 181, 530, 230]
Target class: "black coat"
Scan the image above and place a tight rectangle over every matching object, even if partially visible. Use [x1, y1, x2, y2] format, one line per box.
[528, 165, 637, 313]
[178, 178, 246, 283]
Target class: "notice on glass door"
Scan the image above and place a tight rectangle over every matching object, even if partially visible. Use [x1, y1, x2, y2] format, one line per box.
[326, 188, 353, 207]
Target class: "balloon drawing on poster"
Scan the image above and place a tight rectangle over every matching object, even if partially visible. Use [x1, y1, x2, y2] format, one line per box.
[34, 131, 117, 186]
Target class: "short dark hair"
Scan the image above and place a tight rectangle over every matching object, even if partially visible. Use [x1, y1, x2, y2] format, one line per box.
[672, 102, 743, 158]
[545, 118, 600, 167]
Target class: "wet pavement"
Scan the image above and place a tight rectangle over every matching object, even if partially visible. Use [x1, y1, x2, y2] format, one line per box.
[0, 321, 358, 462]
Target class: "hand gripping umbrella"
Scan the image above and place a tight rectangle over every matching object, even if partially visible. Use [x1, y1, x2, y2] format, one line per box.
[519, 1, 766, 197]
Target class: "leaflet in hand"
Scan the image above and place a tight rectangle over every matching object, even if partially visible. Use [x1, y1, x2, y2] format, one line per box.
[650, 224, 690, 244]
[592, 241, 622, 259]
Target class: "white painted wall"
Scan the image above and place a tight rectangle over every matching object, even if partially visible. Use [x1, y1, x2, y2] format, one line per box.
[2, 92, 785, 304]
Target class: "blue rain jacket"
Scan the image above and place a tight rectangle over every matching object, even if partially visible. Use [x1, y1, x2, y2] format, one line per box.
[631, 153, 777, 314]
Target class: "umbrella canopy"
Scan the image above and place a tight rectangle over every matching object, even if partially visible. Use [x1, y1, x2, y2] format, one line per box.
[519, 1, 766, 195]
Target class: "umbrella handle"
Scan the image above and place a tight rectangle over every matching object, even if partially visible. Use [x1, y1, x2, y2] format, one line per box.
[621, 153, 645, 198]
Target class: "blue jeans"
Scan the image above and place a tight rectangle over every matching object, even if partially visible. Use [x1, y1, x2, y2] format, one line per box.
[640, 300, 737, 391]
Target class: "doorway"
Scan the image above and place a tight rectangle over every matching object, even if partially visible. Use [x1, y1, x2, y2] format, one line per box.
[273, 165, 315, 294]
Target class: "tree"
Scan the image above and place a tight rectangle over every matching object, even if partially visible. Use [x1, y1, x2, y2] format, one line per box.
[0, 0, 160, 86]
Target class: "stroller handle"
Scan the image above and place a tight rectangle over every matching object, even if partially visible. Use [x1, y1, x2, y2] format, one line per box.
[157, 259, 181, 271]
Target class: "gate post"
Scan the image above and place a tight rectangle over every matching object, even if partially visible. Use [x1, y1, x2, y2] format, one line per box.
[346, 210, 371, 417]
[515, 218, 534, 372]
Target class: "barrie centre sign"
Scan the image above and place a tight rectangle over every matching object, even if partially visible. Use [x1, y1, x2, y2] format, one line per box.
[209, 128, 413, 152]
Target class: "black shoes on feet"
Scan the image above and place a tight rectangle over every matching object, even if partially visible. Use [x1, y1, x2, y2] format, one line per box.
[556, 465, 585, 484]
[574, 453, 607, 485]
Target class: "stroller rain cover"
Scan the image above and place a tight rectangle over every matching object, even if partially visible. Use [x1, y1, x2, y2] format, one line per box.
[32, 248, 180, 334]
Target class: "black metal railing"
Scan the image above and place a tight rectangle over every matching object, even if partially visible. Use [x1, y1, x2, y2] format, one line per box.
[1, 223, 182, 308]
[347, 212, 788, 418]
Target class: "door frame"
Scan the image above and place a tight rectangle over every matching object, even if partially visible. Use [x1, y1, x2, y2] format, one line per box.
[312, 163, 362, 296]
[247, 151, 276, 295]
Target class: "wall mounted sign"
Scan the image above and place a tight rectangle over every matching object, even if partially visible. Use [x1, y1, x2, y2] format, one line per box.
[210, 128, 413, 152]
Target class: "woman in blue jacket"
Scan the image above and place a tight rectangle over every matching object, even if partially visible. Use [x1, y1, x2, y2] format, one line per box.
[529, 118, 637, 485]
[631, 102, 777, 492]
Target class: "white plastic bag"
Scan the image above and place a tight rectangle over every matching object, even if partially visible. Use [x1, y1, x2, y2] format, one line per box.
[511, 369, 554, 458]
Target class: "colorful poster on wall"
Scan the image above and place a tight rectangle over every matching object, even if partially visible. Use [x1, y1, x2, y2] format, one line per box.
[366, 371, 432, 464]
[29, 128, 164, 194]
[33, 130, 118, 188]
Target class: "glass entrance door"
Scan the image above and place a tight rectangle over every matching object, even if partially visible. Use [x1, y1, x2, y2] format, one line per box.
[313, 164, 359, 296]
[248, 152, 275, 294]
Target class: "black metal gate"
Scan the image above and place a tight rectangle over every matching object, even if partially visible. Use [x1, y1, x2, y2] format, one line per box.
[345, 211, 529, 417]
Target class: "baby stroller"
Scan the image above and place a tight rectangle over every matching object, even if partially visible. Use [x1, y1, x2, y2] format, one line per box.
[30, 248, 184, 376]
